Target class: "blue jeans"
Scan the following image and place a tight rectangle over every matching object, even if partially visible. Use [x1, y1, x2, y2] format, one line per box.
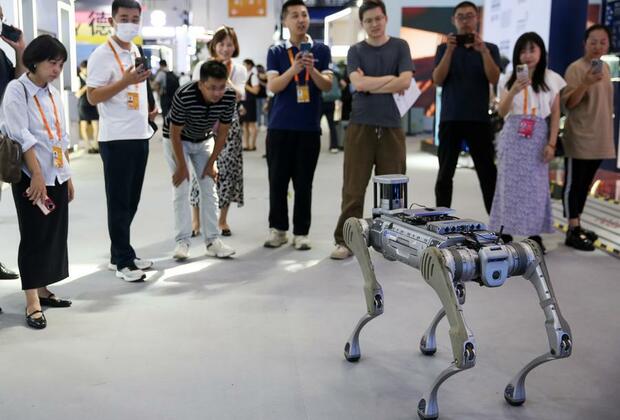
[256, 97, 267, 126]
[163, 138, 219, 244]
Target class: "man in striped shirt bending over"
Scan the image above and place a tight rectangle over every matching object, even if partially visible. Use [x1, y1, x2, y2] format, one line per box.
[162, 60, 236, 260]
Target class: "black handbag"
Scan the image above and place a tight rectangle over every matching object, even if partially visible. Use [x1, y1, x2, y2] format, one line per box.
[0, 131, 23, 183]
[0, 81, 28, 183]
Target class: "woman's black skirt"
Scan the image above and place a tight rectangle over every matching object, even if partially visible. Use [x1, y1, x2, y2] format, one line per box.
[11, 174, 69, 290]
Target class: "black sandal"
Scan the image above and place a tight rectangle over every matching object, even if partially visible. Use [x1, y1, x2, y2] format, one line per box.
[25, 309, 47, 329]
[221, 228, 232, 237]
[39, 293, 72, 308]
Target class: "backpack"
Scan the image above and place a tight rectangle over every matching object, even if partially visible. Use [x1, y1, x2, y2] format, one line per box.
[322, 74, 341, 102]
[164, 71, 180, 97]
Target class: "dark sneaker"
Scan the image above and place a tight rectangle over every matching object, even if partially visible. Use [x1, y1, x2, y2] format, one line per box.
[565, 228, 595, 251]
[578, 226, 598, 242]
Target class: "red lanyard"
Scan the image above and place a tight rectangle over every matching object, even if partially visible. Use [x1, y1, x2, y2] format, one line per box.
[33, 92, 62, 142]
[287, 48, 310, 84]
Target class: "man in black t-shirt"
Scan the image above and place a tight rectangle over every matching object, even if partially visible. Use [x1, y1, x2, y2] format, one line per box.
[0, 6, 25, 287]
[432, 1, 500, 214]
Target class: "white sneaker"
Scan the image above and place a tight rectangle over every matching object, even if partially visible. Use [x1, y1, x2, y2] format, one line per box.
[330, 148, 339, 154]
[263, 228, 288, 248]
[173, 242, 190, 261]
[293, 235, 311, 250]
[108, 258, 153, 271]
[206, 238, 236, 258]
[116, 265, 146, 282]
[330, 244, 353, 260]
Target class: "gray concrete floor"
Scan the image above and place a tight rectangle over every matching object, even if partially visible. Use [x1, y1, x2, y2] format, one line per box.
[0, 126, 619, 420]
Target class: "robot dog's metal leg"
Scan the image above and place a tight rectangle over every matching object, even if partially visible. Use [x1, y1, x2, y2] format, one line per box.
[343, 217, 384, 363]
[419, 308, 445, 356]
[417, 248, 476, 420]
[504, 240, 573, 406]
[420, 281, 465, 356]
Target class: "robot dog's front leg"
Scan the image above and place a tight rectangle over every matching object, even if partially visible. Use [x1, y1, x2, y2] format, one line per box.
[343, 217, 384, 362]
[504, 240, 573, 406]
[417, 248, 476, 420]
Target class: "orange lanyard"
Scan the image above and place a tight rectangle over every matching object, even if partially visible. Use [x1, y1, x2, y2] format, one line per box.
[33, 92, 62, 142]
[108, 40, 127, 75]
[108, 40, 139, 88]
[522, 88, 537, 117]
[287, 48, 310, 84]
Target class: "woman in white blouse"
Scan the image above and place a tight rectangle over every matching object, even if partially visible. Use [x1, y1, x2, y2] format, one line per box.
[489, 32, 566, 253]
[1, 35, 74, 329]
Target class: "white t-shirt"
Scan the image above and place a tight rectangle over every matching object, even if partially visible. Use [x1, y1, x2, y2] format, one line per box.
[192, 60, 248, 100]
[501, 69, 566, 119]
[86, 37, 153, 142]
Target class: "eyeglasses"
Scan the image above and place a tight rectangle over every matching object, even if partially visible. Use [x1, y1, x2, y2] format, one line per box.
[455, 13, 477, 21]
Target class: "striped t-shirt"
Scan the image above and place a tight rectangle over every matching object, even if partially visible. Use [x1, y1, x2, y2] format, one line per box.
[163, 81, 236, 142]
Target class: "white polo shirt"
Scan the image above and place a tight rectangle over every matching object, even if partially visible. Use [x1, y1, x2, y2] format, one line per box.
[86, 37, 153, 142]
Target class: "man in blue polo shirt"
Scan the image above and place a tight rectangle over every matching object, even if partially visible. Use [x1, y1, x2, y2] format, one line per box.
[264, 0, 332, 250]
[433, 1, 500, 214]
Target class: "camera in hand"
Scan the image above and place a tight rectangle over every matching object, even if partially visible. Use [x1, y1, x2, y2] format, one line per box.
[1, 23, 22, 43]
[300, 42, 312, 55]
[135, 56, 151, 72]
[591, 59, 603, 74]
[455, 33, 475, 46]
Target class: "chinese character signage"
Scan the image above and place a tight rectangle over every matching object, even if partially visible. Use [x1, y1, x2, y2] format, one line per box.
[229, 0, 267, 17]
[76, 10, 141, 44]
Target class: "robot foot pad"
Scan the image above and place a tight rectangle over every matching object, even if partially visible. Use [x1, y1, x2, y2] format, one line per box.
[504, 384, 525, 406]
[417, 399, 438, 420]
[419, 337, 437, 356]
[344, 342, 361, 363]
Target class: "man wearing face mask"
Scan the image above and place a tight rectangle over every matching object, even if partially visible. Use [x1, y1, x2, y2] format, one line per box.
[86, 0, 155, 282]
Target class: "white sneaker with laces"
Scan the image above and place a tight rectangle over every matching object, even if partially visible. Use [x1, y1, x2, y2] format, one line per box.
[206, 238, 236, 258]
[293, 235, 311, 250]
[173, 242, 190, 261]
[116, 266, 146, 282]
[330, 244, 353, 260]
[108, 258, 153, 271]
[263, 228, 288, 248]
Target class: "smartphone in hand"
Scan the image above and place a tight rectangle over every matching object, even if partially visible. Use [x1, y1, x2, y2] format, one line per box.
[1, 23, 22, 43]
[135, 56, 151, 72]
[300, 42, 312, 55]
[591, 59, 603, 74]
[516, 64, 529, 82]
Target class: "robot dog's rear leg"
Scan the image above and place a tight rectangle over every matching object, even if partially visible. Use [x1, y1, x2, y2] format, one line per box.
[343, 217, 384, 363]
[417, 248, 476, 420]
[504, 240, 573, 406]
[420, 282, 465, 356]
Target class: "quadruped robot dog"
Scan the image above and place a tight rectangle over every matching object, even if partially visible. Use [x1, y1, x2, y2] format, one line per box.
[342, 175, 572, 420]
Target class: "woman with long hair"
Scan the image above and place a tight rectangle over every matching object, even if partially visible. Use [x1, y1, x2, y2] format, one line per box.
[489, 32, 566, 252]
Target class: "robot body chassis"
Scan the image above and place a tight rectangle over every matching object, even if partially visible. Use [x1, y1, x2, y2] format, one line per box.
[343, 207, 572, 420]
